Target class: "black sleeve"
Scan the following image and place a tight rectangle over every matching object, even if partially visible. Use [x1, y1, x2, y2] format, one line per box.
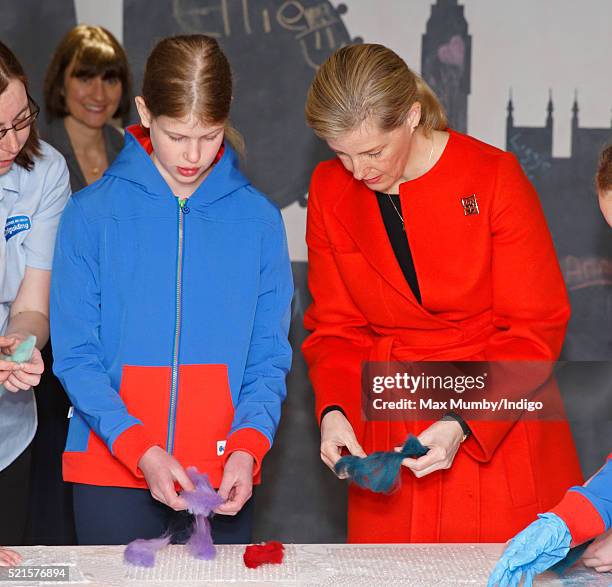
[441, 411, 472, 438]
[320, 405, 347, 425]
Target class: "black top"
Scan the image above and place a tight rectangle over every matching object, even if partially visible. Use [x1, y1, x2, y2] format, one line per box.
[43, 118, 125, 193]
[320, 191, 471, 437]
[375, 192, 422, 304]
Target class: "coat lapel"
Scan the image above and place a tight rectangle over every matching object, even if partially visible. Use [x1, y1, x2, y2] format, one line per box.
[333, 178, 419, 304]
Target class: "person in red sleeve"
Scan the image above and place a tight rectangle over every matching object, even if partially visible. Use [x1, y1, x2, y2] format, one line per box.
[301, 43, 582, 543]
[489, 145, 612, 585]
[488, 456, 612, 586]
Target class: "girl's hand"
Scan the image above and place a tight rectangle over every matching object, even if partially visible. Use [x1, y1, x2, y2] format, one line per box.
[138, 446, 195, 510]
[215, 451, 254, 515]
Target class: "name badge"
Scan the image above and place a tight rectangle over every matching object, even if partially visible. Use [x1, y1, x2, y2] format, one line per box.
[5, 215, 32, 240]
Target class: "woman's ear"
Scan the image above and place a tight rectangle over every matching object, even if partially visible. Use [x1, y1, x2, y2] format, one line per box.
[408, 102, 422, 131]
[134, 96, 152, 128]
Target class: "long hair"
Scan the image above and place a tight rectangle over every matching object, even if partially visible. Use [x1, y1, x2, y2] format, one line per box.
[305, 43, 447, 139]
[0, 41, 41, 171]
[141, 35, 244, 156]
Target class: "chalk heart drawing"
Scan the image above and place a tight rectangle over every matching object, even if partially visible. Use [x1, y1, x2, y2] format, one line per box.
[437, 35, 465, 67]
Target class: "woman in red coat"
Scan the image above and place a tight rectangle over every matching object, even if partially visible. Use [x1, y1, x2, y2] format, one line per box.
[302, 43, 583, 543]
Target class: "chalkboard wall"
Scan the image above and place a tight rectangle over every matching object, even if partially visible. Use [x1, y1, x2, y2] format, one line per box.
[2, 0, 610, 545]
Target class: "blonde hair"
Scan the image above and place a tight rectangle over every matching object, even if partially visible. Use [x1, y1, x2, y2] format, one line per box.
[305, 43, 447, 139]
[142, 35, 244, 156]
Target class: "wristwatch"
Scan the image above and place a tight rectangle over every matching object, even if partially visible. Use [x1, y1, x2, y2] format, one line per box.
[441, 412, 471, 442]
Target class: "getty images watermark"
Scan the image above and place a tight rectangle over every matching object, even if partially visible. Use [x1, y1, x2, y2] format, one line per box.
[362, 362, 566, 421]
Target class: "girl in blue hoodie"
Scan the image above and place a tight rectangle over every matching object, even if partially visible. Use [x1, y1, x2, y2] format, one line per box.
[50, 35, 293, 546]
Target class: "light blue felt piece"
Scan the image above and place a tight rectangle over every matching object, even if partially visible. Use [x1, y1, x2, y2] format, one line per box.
[0, 335, 37, 398]
[6, 335, 37, 363]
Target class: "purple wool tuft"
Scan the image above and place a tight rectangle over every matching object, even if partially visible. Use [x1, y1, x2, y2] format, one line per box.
[124, 535, 171, 567]
[183, 467, 224, 560]
[184, 467, 224, 516]
[187, 514, 216, 560]
[123, 468, 224, 567]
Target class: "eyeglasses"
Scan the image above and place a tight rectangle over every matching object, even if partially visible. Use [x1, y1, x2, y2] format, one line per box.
[0, 96, 40, 140]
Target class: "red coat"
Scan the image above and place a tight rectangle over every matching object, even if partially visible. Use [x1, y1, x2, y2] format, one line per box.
[302, 131, 583, 543]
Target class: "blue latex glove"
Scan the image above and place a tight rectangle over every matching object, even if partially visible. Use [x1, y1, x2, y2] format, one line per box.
[487, 513, 571, 587]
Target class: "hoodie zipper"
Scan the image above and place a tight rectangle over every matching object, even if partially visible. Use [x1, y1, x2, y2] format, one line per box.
[166, 197, 188, 453]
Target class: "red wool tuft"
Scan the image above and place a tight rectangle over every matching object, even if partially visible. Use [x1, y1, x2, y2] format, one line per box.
[243, 541, 284, 569]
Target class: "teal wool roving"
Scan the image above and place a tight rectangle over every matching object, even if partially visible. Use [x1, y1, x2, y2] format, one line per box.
[335, 435, 429, 493]
[0, 335, 37, 398]
[4, 335, 37, 363]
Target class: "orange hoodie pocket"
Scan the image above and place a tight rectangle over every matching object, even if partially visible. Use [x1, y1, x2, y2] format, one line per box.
[117, 365, 172, 449]
[172, 364, 234, 465]
[77, 365, 171, 464]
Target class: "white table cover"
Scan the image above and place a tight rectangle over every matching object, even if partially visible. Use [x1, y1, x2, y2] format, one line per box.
[2, 543, 610, 586]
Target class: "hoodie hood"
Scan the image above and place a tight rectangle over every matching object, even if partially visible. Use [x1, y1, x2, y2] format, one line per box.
[104, 125, 250, 206]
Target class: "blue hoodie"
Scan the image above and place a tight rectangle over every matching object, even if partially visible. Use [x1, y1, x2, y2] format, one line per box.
[50, 127, 293, 489]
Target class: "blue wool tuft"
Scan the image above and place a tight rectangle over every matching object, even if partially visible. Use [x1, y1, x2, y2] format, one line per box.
[335, 435, 429, 493]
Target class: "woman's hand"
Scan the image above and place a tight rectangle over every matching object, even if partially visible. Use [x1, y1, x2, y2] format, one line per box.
[0, 547, 21, 567]
[215, 451, 254, 516]
[582, 528, 612, 573]
[138, 446, 195, 511]
[320, 410, 366, 475]
[0, 334, 44, 392]
[0, 354, 18, 387]
[399, 419, 464, 478]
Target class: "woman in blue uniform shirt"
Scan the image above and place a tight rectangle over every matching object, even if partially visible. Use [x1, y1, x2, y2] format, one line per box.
[0, 40, 70, 560]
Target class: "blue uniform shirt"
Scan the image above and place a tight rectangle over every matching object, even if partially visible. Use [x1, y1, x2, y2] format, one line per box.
[0, 140, 70, 471]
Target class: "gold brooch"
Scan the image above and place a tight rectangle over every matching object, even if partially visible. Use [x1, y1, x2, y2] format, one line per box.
[461, 194, 479, 216]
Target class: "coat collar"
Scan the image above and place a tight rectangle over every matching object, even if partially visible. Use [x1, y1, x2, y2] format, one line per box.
[332, 174, 419, 304]
[330, 132, 458, 321]
[330, 159, 457, 329]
